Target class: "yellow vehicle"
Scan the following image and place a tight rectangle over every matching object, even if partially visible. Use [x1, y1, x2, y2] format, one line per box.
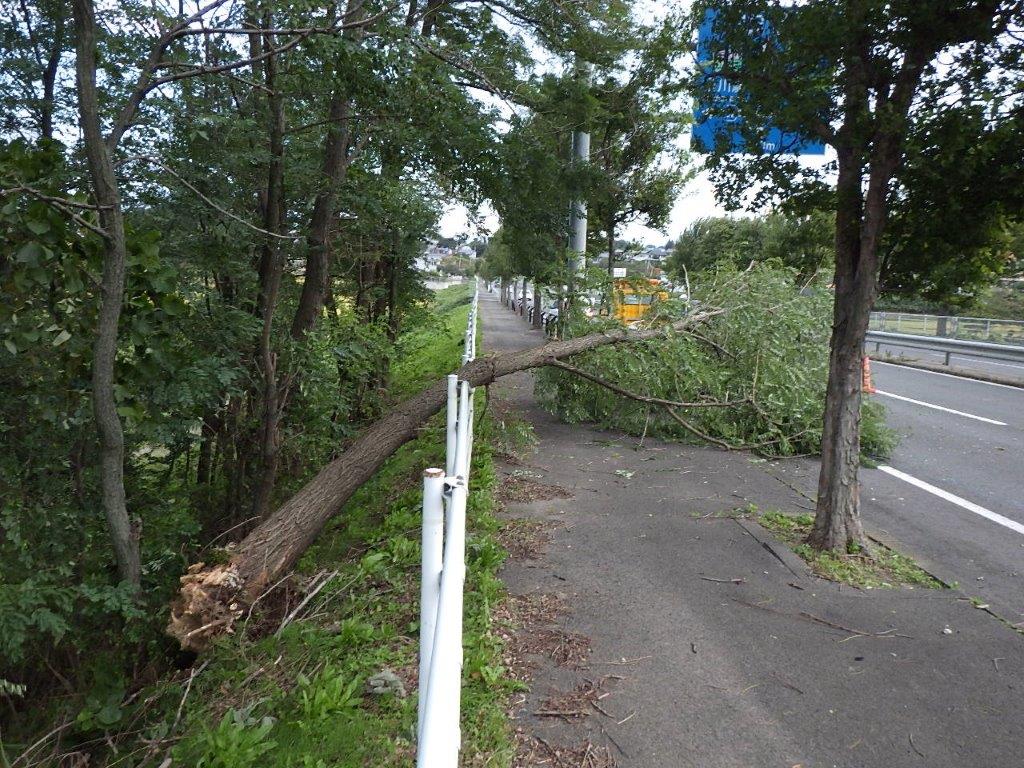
[612, 278, 669, 323]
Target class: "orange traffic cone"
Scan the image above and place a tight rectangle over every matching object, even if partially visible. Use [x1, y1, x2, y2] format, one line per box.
[862, 355, 876, 395]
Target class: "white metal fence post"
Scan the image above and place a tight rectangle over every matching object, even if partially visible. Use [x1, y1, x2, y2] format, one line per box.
[445, 374, 458, 477]
[417, 480, 468, 768]
[418, 468, 445, 737]
[418, 282, 479, 767]
[455, 381, 471, 479]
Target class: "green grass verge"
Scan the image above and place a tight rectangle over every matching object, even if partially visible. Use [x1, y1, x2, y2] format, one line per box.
[759, 511, 944, 590]
[159, 284, 516, 768]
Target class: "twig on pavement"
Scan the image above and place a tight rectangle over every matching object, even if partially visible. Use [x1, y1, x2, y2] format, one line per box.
[909, 732, 925, 758]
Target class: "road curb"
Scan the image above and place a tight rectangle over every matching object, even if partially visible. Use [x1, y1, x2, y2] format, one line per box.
[869, 353, 1024, 388]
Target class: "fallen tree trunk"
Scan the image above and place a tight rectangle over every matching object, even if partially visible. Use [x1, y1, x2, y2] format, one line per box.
[169, 309, 720, 650]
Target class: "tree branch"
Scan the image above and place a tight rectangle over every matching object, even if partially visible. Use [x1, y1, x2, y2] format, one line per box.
[1, 186, 110, 239]
[547, 359, 748, 410]
[105, 0, 400, 150]
[122, 156, 301, 240]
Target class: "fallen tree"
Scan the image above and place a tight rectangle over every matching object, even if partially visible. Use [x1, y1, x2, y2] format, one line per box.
[168, 307, 722, 650]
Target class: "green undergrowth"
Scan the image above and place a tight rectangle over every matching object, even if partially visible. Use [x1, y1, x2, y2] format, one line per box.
[70, 284, 516, 767]
[759, 511, 944, 590]
[168, 285, 515, 767]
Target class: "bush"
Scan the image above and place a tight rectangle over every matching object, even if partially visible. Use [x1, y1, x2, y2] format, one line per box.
[537, 263, 893, 458]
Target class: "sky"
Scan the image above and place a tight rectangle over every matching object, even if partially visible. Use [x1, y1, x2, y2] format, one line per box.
[436, 158, 727, 246]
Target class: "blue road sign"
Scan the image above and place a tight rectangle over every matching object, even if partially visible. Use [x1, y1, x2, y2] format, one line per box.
[691, 9, 826, 156]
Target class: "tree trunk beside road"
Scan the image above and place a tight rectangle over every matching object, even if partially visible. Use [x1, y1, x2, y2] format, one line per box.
[809, 152, 871, 551]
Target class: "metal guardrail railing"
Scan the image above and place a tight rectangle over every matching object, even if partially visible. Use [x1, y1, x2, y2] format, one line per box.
[870, 311, 1024, 346]
[865, 330, 1024, 366]
[417, 283, 478, 768]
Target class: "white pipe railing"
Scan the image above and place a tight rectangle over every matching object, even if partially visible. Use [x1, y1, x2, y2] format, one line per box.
[417, 282, 478, 768]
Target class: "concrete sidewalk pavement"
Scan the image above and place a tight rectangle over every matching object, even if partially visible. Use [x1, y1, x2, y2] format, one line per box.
[480, 289, 1024, 768]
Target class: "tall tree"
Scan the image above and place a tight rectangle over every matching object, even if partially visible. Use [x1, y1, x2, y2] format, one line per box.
[0, 0, 68, 140]
[72, 0, 140, 586]
[880, 104, 1024, 308]
[692, 0, 1024, 551]
[669, 211, 834, 281]
[589, 21, 689, 276]
[66, 0, 351, 582]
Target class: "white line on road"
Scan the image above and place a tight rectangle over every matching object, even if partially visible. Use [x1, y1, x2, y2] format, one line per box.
[877, 465, 1024, 537]
[873, 389, 1007, 425]
[873, 360, 1024, 391]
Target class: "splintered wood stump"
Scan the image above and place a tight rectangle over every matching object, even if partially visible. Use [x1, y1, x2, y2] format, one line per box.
[168, 310, 718, 650]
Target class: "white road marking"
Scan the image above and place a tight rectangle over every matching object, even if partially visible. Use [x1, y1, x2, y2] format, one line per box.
[873, 359, 1024, 391]
[873, 389, 1007, 425]
[877, 465, 1024, 537]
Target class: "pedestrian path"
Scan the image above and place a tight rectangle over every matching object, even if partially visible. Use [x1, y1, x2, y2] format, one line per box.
[480, 290, 1024, 768]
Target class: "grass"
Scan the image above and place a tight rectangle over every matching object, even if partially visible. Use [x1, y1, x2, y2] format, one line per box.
[159, 284, 517, 768]
[759, 510, 945, 590]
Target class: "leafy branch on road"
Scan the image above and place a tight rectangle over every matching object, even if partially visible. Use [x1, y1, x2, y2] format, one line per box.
[537, 263, 895, 460]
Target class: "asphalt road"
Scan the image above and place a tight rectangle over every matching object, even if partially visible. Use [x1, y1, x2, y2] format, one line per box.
[872, 340, 1024, 383]
[861, 360, 1024, 623]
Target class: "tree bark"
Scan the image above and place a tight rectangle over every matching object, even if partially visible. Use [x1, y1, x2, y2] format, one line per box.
[809, 31, 928, 553]
[40, 10, 64, 139]
[420, 0, 443, 36]
[196, 411, 218, 485]
[72, 0, 141, 588]
[387, 250, 401, 341]
[168, 307, 721, 650]
[809, 149, 870, 552]
[520, 278, 527, 316]
[290, 0, 363, 339]
[532, 282, 542, 328]
[251, 12, 287, 521]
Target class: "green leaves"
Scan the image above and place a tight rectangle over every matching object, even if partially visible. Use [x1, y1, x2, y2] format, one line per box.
[537, 263, 893, 458]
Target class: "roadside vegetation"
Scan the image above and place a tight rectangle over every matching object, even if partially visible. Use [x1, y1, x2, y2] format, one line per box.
[3, 0, 1022, 762]
[759, 511, 944, 590]
[4, 285, 518, 767]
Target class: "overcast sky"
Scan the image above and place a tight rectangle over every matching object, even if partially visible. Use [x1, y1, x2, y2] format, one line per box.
[436, 157, 726, 245]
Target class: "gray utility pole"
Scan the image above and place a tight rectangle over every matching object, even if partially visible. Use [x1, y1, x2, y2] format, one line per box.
[568, 63, 590, 276]
[568, 128, 590, 274]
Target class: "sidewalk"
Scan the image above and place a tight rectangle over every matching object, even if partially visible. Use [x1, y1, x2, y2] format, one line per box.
[480, 290, 1024, 768]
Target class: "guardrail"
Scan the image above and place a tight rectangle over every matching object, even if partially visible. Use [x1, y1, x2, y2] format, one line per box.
[865, 330, 1024, 366]
[417, 283, 478, 767]
[870, 311, 1024, 346]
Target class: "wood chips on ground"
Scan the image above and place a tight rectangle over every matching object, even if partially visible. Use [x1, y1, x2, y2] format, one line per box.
[498, 472, 573, 503]
[514, 732, 616, 768]
[534, 676, 619, 722]
[498, 518, 556, 561]
[511, 627, 592, 670]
